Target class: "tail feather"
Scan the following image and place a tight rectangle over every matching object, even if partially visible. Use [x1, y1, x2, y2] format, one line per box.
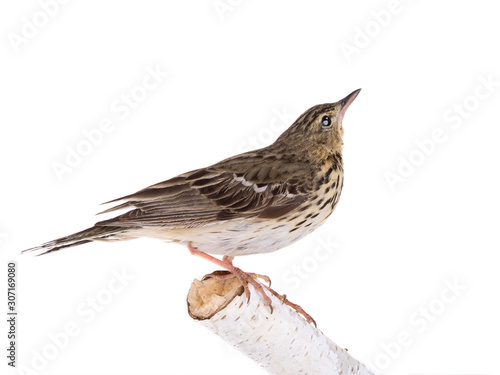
[22, 226, 127, 256]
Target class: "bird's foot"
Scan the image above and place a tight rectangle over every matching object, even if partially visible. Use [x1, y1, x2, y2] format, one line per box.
[188, 243, 273, 309]
[188, 242, 315, 326]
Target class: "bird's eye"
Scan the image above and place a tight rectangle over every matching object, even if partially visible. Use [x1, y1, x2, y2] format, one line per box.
[321, 115, 331, 127]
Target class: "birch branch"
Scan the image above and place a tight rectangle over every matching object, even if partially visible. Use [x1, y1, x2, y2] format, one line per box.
[187, 273, 374, 375]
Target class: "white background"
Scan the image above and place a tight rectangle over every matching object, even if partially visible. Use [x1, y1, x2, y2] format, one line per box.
[1, 1, 499, 374]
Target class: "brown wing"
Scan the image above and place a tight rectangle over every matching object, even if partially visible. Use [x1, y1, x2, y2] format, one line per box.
[96, 153, 314, 229]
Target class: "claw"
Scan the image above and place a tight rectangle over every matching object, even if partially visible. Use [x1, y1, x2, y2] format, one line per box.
[249, 273, 272, 287]
[266, 288, 317, 327]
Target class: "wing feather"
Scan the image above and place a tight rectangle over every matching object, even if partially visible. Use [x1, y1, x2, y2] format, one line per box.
[97, 156, 314, 229]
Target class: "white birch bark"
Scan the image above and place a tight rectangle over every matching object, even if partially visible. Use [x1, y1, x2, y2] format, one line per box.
[187, 274, 375, 375]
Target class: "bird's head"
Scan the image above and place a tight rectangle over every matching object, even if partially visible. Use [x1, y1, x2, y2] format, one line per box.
[275, 89, 361, 158]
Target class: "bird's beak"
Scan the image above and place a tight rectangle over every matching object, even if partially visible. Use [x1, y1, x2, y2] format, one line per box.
[338, 88, 361, 123]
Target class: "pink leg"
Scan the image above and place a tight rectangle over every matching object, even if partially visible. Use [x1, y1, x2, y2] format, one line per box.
[188, 242, 272, 308]
[188, 242, 316, 326]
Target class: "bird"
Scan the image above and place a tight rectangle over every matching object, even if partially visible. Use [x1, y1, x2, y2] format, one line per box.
[23, 89, 361, 324]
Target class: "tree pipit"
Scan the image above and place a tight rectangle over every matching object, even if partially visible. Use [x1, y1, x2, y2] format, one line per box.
[24, 89, 361, 325]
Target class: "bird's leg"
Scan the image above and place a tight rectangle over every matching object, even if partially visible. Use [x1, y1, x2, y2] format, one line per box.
[188, 242, 273, 308]
[188, 243, 315, 326]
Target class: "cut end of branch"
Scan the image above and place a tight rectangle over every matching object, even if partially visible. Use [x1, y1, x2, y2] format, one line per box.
[187, 272, 244, 320]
